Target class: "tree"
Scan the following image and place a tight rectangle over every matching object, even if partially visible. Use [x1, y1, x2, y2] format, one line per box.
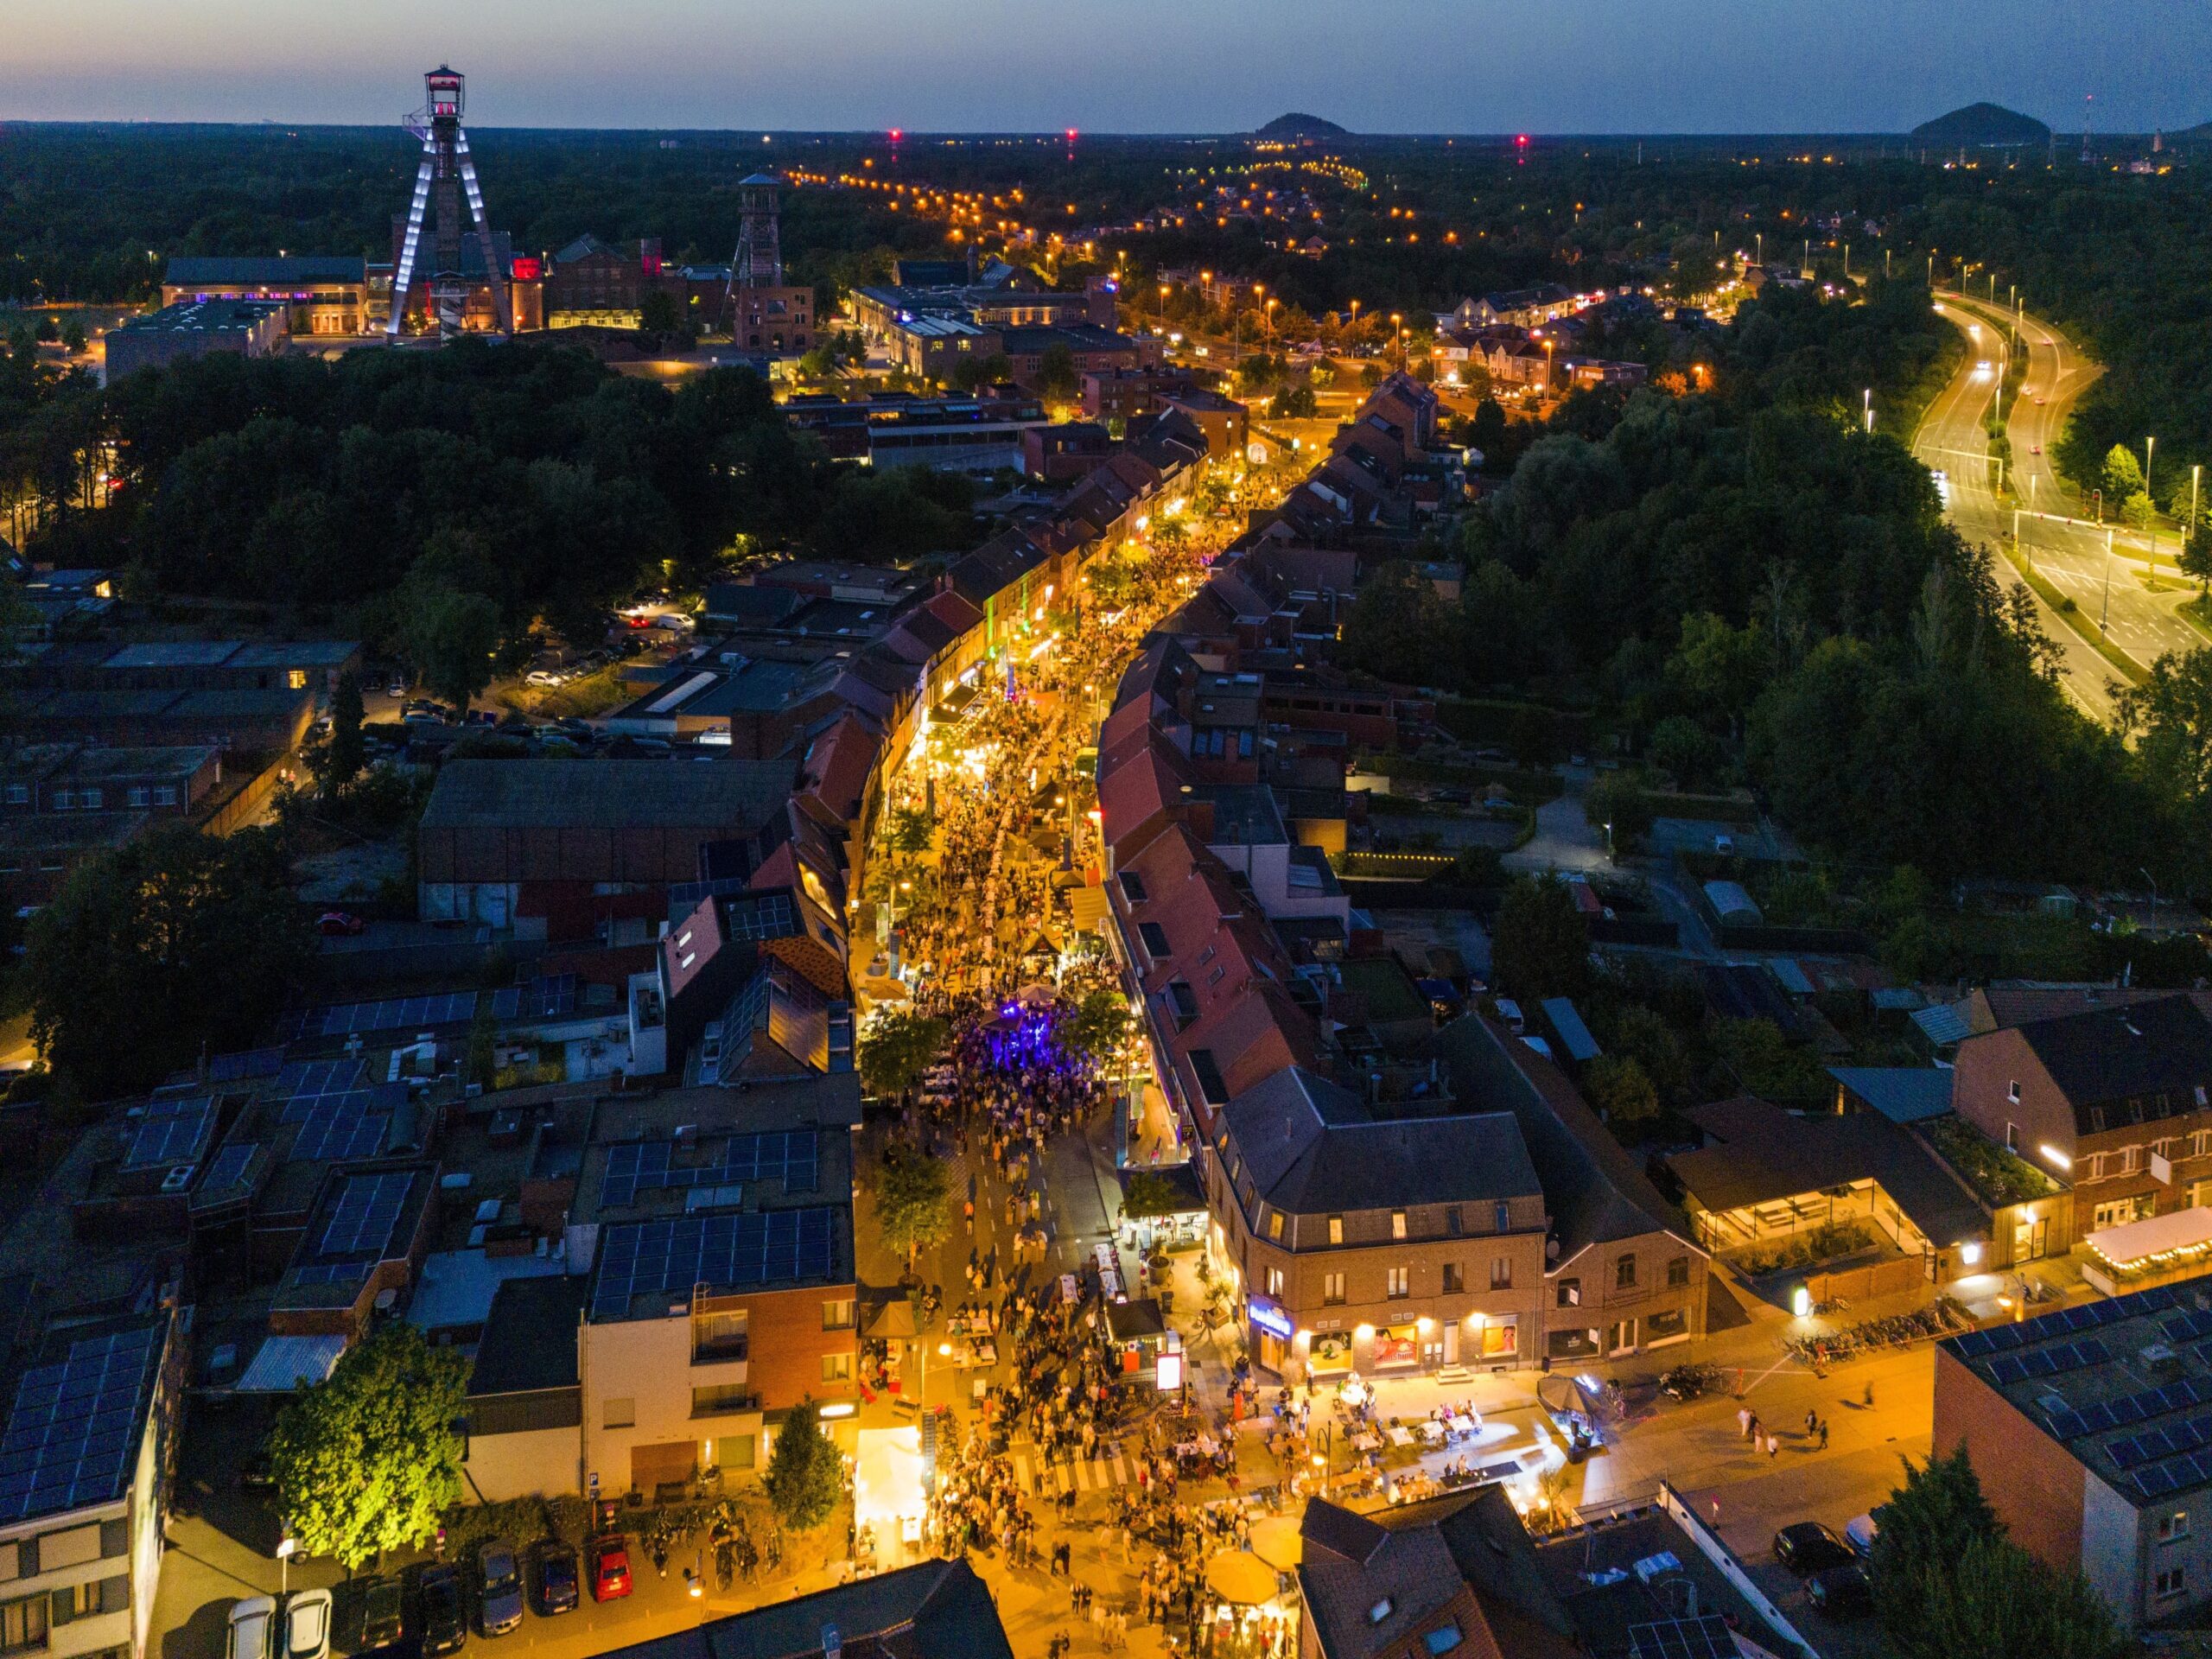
[1708, 1017, 1828, 1102]
[1490, 874, 1591, 1001]
[1061, 988, 1132, 1072]
[856, 1007, 949, 1099]
[638, 289, 683, 340]
[1647, 715, 1722, 790]
[33, 317, 58, 344]
[1916, 1535, 2127, 1659]
[2115, 648, 2212, 821]
[2181, 507, 2212, 594]
[1668, 613, 1770, 737]
[1582, 1054, 1658, 1126]
[266, 1324, 467, 1570]
[467, 999, 497, 1093]
[60, 320, 86, 355]
[1585, 769, 1656, 853]
[398, 580, 500, 710]
[2101, 443, 2145, 505]
[885, 805, 934, 857]
[761, 1398, 843, 1531]
[1035, 343, 1078, 399]
[1268, 385, 1317, 420]
[324, 669, 365, 791]
[949, 353, 1013, 393]
[25, 824, 314, 1097]
[873, 1142, 951, 1270]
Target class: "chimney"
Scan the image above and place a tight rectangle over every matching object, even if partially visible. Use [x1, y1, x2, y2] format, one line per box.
[966, 244, 977, 285]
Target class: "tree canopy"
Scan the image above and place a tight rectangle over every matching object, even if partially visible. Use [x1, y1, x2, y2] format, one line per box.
[25, 824, 314, 1098]
[267, 1324, 467, 1570]
[760, 1401, 843, 1532]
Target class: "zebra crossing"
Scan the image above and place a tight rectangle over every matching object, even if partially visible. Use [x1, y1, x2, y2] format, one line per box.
[1010, 1441, 1137, 1495]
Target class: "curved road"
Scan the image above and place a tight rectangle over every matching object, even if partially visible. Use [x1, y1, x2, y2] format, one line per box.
[1917, 293, 2203, 723]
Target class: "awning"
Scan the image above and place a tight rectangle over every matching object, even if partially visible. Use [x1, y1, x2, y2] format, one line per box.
[236, 1334, 348, 1393]
[2085, 1206, 2212, 1268]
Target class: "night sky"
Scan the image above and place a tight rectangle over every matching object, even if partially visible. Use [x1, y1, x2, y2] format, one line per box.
[8, 0, 2208, 133]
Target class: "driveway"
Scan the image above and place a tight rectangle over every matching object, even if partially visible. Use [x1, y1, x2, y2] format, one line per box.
[1503, 766, 1607, 874]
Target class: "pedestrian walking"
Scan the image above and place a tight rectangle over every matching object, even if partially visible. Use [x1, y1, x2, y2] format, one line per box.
[1738, 1406, 1751, 1440]
[1818, 1419, 1829, 1451]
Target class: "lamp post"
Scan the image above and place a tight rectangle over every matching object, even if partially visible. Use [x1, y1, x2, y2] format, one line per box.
[276, 1536, 296, 1599]
[1863, 388, 1872, 434]
[2145, 436, 2157, 563]
[2101, 527, 2116, 638]
[1158, 283, 1169, 334]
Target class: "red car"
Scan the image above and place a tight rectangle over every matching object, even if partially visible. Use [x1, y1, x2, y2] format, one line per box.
[585, 1535, 632, 1603]
[316, 912, 366, 937]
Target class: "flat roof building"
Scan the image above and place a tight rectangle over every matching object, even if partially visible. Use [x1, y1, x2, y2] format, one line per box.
[105, 301, 287, 381]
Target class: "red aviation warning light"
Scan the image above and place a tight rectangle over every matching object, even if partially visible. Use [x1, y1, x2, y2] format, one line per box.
[889, 128, 902, 143]
[1065, 128, 1079, 142]
[1515, 133, 1529, 164]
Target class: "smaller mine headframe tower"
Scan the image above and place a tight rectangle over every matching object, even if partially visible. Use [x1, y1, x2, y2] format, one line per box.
[719, 172, 785, 335]
[388, 67, 509, 338]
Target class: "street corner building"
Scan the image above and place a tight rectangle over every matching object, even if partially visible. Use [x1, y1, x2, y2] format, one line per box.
[580, 1557, 1011, 1659]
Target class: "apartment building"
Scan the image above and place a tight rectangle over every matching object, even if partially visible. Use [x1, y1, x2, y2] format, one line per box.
[574, 1078, 860, 1498]
[0, 1311, 187, 1659]
[1952, 993, 2212, 1232]
[1935, 1283, 2212, 1628]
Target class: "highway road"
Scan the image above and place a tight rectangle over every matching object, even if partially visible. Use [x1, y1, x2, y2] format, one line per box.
[1918, 294, 2204, 723]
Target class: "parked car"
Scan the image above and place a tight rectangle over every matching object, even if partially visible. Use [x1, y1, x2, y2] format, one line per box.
[475, 1541, 524, 1637]
[1844, 1514, 1878, 1560]
[1713, 833, 1736, 856]
[358, 1578, 405, 1650]
[1807, 1562, 1872, 1617]
[418, 1565, 467, 1656]
[283, 1590, 333, 1659]
[316, 912, 366, 938]
[1773, 1522, 1856, 1575]
[386, 675, 408, 699]
[585, 1535, 632, 1603]
[228, 1597, 276, 1659]
[533, 1541, 580, 1617]
[238, 1446, 276, 1491]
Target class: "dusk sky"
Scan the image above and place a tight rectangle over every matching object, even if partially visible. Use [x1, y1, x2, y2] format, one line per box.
[7, 0, 2209, 134]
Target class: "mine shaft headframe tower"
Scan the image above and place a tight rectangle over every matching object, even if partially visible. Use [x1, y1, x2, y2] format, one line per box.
[387, 66, 510, 339]
[719, 172, 785, 334]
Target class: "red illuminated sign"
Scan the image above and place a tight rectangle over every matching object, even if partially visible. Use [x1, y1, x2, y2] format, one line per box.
[510, 257, 542, 282]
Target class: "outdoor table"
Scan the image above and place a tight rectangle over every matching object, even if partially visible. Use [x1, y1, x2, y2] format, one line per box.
[1447, 1413, 1477, 1433]
[1350, 1430, 1382, 1453]
[1417, 1421, 1446, 1443]
[1387, 1426, 1416, 1447]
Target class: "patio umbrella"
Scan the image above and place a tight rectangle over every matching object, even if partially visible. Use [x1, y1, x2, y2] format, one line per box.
[1248, 1516, 1303, 1571]
[1205, 1550, 1280, 1605]
[866, 1298, 918, 1340]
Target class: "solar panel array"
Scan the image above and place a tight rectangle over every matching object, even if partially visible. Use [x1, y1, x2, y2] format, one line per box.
[293, 1104, 390, 1163]
[2163, 1307, 2212, 1344]
[720, 893, 798, 943]
[1627, 1618, 1738, 1659]
[590, 1206, 838, 1319]
[0, 1324, 162, 1522]
[598, 1131, 820, 1210]
[278, 976, 581, 1042]
[2133, 1446, 2212, 1502]
[279, 991, 480, 1042]
[1950, 1289, 2173, 1364]
[2050, 1372, 2212, 1445]
[209, 1047, 285, 1083]
[487, 976, 581, 1022]
[317, 1172, 412, 1260]
[1985, 1337, 2109, 1388]
[276, 1058, 367, 1105]
[123, 1096, 217, 1172]
[197, 1142, 257, 1195]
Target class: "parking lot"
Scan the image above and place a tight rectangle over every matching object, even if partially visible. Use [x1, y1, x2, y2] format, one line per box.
[156, 1407, 849, 1659]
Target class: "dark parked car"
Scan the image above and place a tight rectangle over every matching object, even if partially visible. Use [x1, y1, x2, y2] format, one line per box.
[418, 1565, 467, 1656]
[1773, 1522, 1856, 1575]
[475, 1541, 524, 1637]
[316, 912, 366, 938]
[1807, 1562, 1872, 1617]
[533, 1542, 579, 1616]
[358, 1578, 405, 1652]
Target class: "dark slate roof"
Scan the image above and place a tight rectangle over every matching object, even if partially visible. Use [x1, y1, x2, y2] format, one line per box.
[419, 759, 794, 832]
[596, 1558, 1011, 1659]
[1666, 1098, 1986, 1247]
[1220, 1068, 1541, 1216]
[1300, 1489, 1573, 1659]
[165, 256, 366, 285]
[1439, 1015, 1691, 1262]
[1830, 1066, 1955, 1125]
[467, 1274, 585, 1397]
[2012, 993, 2212, 1130]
